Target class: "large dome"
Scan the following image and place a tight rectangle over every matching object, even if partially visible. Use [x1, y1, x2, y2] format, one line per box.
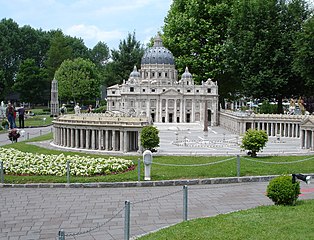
[141, 35, 175, 65]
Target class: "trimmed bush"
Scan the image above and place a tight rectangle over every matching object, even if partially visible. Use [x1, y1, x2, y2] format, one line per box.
[267, 175, 300, 205]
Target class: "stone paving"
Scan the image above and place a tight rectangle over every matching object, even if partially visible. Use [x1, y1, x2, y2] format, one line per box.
[0, 124, 314, 239]
[1, 182, 313, 240]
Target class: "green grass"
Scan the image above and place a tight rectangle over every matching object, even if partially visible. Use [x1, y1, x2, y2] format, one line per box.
[138, 200, 314, 240]
[1, 133, 314, 184]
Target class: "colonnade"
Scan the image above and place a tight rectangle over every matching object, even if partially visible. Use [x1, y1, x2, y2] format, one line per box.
[53, 127, 140, 152]
[52, 115, 149, 153]
[249, 121, 300, 138]
[220, 111, 303, 138]
[300, 129, 314, 150]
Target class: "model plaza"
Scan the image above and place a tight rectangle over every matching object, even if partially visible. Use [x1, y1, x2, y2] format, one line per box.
[52, 35, 314, 154]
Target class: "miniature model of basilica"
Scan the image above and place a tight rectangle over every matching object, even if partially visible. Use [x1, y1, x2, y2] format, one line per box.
[106, 35, 219, 126]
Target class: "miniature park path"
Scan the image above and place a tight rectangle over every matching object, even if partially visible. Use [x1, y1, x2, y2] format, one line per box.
[0, 125, 314, 239]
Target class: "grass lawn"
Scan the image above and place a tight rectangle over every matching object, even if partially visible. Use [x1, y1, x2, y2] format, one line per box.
[1, 133, 314, 184]
[138, 199, 314, 240]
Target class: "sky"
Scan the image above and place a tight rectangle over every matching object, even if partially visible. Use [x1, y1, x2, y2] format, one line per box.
[0, 0, 173, 50]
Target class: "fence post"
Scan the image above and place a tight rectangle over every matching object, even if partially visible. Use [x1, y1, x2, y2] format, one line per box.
[124, 200, 130, 240]
[27, 132, 30, 140]
[183, 185, 188, 221]
[40, 130, 42, 136]
[0, 161, 4, 184]
[137, 158, 141, 182]
[58, 229, 65, 240]
[237, 155, 241, 177]
[66, 160, 70, 184]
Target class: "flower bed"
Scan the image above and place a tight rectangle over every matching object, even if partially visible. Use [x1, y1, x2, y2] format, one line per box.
[0, 148, 134, 176]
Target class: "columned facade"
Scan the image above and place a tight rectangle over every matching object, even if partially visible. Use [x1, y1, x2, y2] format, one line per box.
[53, 114, 149, 153]
[300, 117, 314, 150]
[219, 110, 311, 140]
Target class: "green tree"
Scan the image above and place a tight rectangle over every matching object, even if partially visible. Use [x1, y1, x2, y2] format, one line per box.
[44, 30, 74, 81]
[0, 18, 22, 99]
[13, 58, 47, 103]
[103, 32, 144, 87]
[140, 126, 160, 151]
[293, 15, 314, 94]
[90, 41, 110, 66]
[241, 129, 268, 157]
[163, 0, 233, 86]
[54, 58, 100, 103]
[224, 0, 310, 112]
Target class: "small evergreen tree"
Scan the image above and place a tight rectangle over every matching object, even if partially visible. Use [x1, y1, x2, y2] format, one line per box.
[241, 129, 268, 157]
[140, 126, 160, 151]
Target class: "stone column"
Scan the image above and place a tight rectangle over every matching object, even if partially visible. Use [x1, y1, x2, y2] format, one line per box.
[66, 128, 71, 147]
[80, 129, 84, 148]
[165, 99, 168, 122]
[300, 129, 305, 148]
[124, 131, 128, 152]
[98, 130, 103, 150]
[105, 130, 109, 151]
[120, 131, 124, 151]
[86, 130, 90, 149]
[91, 129, 96, 150]
[75, 129, 79, 148]
[112, 130, 116, 151]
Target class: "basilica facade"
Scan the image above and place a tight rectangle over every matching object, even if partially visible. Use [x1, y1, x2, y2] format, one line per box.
[106, 35, 219, 126]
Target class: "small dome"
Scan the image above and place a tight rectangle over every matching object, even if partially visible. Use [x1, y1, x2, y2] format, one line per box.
[141, 35, 175, 65]
[129, 66, 140, 78]
[181, 67, 192, 79]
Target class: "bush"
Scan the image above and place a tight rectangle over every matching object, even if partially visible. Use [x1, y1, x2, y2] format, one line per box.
[267, 175, 300, 206]
[241, 129, 268, 157]
[140, 125, 160, 151]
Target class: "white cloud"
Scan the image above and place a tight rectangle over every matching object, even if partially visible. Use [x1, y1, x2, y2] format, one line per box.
[66, 24, 124, 47]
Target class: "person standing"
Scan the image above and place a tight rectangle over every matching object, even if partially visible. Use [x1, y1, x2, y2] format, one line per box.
[6, 103, 16, 129]
[17, 104, 25, 128]
[87, 105, 93, 113]
[74, 103, 81, 114]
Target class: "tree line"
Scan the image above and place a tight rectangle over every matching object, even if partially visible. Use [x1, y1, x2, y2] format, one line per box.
[163, 0, 314, 113]
[0, 18, 143, 105]
[1, 0, 313, 112]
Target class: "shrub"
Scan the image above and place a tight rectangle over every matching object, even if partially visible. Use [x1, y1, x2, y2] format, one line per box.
[267, 175, 300, 206]
[140, 125, 160, 151]
[241, 129, 268, 157]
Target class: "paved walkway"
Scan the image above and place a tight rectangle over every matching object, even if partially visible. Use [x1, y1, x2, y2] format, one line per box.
[1, 182, 313, 240]
[0, 124, 314, 239]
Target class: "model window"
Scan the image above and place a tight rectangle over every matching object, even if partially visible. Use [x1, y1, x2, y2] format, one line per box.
[187, 89, 191, 93]
[112, 91, 115, 94]
[130, 87, 134, 92]
[165, 72, 168, 77]
[163, 89, 165, 92]
[207, 88, 211, 93]
[112, 101, 115, 106]
[143, 89, 146, 92]
[177, 89, 180, 92]
[159, 72, 162, 77]
[131, 101, 134, 107]
[196, 90, 199, 93]
[151, 89, 156, 92]
[152, 72, 155, 77]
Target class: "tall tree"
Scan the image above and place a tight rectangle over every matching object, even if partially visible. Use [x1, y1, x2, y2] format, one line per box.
[0, 18, 22, 99]
[224, 0, 310, 112]
[90, 41, 110, 66]
[103, 32, 144, 87]
[163, 0, 233, 85]
[13, 58, 47, 104]
[54, 58, 100, 103]
[293, 14, 314, 94]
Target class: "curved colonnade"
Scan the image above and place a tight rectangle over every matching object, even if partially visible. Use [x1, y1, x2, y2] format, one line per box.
[52, 114, 150, 153]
